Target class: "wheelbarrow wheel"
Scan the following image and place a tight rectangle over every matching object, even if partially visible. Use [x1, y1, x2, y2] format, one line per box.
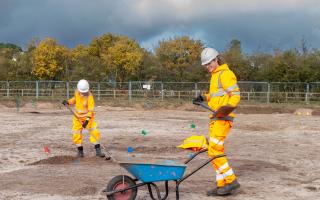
[106, 175, 137, 200]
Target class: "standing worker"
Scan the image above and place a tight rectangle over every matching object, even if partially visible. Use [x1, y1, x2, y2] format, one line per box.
[62, 79, 105, 158]
[193, 47, 241, 196]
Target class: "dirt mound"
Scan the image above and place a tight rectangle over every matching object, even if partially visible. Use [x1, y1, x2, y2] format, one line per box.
[30, 156, 77, 165]
[312, 109, 320, 116]
[236, 105, 295, 114]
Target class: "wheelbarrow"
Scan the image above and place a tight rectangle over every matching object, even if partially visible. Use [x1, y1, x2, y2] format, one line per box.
[104, 101, 227, 199]
[103, 149, 225, 200]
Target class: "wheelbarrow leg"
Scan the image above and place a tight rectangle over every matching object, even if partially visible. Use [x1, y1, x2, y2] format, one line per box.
[175, 181, 180, 200]
[147, 181, 169, 200]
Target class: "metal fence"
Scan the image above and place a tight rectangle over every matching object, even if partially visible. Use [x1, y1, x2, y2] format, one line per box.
[0, 80, 320, 104]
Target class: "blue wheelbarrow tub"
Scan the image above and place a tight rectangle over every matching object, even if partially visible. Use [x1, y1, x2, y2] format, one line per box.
[118, 159, 187, 183]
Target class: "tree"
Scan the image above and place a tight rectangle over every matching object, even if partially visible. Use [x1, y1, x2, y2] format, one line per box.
[70, 45, 105, 81]
[137, 49, 160, 81]
[265, 50, 300, 82]
[89, 33, 144, 82]
[0, 43, 22, 52]
[0, 44, 24, 80]
[248, 52, 273, 81]
[31, 38, 69, 80]
[223, 39, 252, 81]
[155, 36, 204, 81]
[103, 37, 144, 82]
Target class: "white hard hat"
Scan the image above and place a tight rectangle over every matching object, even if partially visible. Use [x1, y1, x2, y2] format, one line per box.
[77, 79, 89, 93]
[201, 47, 219, 65]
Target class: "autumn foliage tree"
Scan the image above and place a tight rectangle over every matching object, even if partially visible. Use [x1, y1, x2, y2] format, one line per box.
[70, 44, 105, 81]
[155, 36, 204, 81]
[31, 38, 69, 80]
[88, 33, 144, 82]
[1, 34, 320, 83]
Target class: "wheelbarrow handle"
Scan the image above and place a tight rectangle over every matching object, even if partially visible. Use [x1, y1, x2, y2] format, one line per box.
[184, 148, 207, 164]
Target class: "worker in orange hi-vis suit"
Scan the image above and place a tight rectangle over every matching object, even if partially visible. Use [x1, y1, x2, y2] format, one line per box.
[193, 47, 241, 196]
[62, 79, 105, 158]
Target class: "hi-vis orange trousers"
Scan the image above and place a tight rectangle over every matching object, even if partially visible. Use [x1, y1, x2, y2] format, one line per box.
[72, 117, 101, 146]
[208, 120, 237, 187]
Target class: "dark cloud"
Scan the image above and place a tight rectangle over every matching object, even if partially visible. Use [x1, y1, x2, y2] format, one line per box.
[0, 0, 319, 52]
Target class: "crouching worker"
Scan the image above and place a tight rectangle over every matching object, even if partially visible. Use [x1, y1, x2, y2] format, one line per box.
[62, 79, 105, 158]
[194, 47, 241, 196]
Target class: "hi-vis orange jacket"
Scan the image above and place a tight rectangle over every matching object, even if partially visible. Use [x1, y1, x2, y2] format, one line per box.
[67, 91, 95, 119]
[205, 64, 240, 119]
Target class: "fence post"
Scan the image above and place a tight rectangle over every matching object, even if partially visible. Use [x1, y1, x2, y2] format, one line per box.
[161, 82, 164, 101]
[6, 81, 9, 97]
[194, 83, 198, 97]
[267, 83, 270, 103]
[98, 82, 101, 101]
[36, 81, 39, 99]
[66, 81, 69, 99]
[129, 81, 132, 102]
[305, 83, 309, 104]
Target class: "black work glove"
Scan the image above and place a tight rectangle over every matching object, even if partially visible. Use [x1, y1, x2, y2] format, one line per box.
[82, 118, 90, 128]
[62, 100, 69, 106]
[192, 95, 204, 105]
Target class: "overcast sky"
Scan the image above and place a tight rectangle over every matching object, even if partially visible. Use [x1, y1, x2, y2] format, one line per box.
[1, 0, 320, 52]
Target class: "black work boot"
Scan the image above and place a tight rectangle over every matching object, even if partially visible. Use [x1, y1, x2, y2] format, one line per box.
[77, 146, 84, 158]
[217, 179, 240, 195]
[207, 187, 219, 196]
[94, 144, 105, 157]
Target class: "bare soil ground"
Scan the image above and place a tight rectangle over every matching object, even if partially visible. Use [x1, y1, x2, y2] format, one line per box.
[0, 102, 319, 200]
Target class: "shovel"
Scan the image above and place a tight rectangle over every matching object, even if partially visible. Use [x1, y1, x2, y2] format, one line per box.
[192, 100, 236, 118]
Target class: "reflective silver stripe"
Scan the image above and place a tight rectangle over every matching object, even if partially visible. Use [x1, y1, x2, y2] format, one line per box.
[217, 70, 224, 89]
[230, 91, 241, 95]
[210, 137, 224, 146]
[210, 70, 226, 97]
[217, 163, 229, 174]
[210, 91, 227, 97]
[226, 84, 239, 92]
[223, 168, 234, 177]
[213, 70, 241, 98]
[75, 143, 82, 147]
[216, 174, 224, 181]
[76, 109, 88, 114]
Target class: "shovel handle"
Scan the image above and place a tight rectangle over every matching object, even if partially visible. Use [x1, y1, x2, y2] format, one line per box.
[193, 101, 216, 114]
[65, 105, 79, 119]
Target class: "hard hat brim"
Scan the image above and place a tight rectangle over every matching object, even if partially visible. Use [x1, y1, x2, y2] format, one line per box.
[201, 58, 213, 66]
[78, 88, 89, 93]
